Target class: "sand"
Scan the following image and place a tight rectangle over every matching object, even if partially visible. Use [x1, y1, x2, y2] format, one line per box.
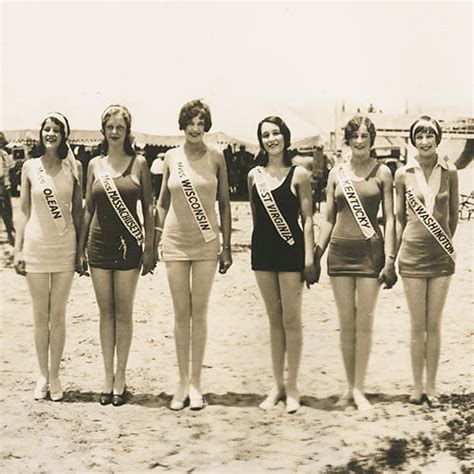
[0, 199, 473, 473]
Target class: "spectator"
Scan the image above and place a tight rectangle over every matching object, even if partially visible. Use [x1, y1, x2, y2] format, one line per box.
[150, 152, 165, 203]
[0, 132, 16, 245]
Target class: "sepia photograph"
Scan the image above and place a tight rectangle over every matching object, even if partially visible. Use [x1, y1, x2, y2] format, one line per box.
[1, 1, 473, 472]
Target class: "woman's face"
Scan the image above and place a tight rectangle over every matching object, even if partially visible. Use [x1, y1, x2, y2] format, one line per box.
[41, 119, 63, 152]
[261, 122, 285, 156]
[103, 114, 127, 148]
[184, 114, 206, 143]
[414, 130, 438, 158]
[349, 124, 371, 157]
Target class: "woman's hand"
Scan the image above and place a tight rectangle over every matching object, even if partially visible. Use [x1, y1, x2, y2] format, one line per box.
[312, 251, 322, 284]
[302, 263, 318, 289]
[141, 248, 156, 276]
[218, 248, 232, 274]
[313, 258, 321, 283]
[378, 264, 397, 289]
[13, 251, 26, 276]
[76, 252, 90, 277]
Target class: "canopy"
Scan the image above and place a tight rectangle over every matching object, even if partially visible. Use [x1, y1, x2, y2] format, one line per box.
[2, 129, 322, 154]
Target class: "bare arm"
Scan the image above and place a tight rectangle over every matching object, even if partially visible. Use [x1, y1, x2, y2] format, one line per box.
[215, 149, 232, 274]
[137, 156, 155, 275]
[71, 161, 84, 242]
[13, 161, 32, 275]
[247, 169, 256, 225]
[394, 168, 407, 258]
[76, 158, 97, 275]
[314, 168, 337, 261]
[294, 166, 317, 286]
[448, 165, 459, 236]
[378, 165, 397, 288]
[154, 153, 171, 254]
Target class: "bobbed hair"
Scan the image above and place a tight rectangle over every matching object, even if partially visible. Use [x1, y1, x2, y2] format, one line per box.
[255, 116, 292, 167]
[36, 115, 70, 160]
[100, 104, 136, 157]
[178, 99, 212, 132]
[409, 115, 442, 146]
[343, 114, 377, 148]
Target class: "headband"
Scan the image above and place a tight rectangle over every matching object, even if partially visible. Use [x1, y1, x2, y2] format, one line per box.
[45, 112, 70, 137]
[410, 118, 440, 144]
[101, 105, 131, 125]
[43, 112, 79, 182]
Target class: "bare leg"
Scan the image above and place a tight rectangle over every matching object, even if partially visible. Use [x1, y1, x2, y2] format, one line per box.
[166, 261, 192, 404]
[278, 272, 304, 412]
[402, 277, 428, 401]
[425, 276, 451, 398]
[330, 276, 356, 405]
[48, 271, 75, 397]
[189, 260, 217, 403]
[26, 273, 50, 398]
[352, 277, 380, 411]
[113, 268, 140, 394]
[90, 268, 115, 394]
[254, 271, 286, 409]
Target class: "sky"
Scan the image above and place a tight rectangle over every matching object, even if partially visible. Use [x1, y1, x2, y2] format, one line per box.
[1, 1, 472, 140]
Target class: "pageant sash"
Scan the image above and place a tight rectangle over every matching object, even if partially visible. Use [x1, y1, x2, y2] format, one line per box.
[98, 161, 143, 244]
[254, 166, 295, 246]
[176, 159, 216, 243]
[337, 165, 375, 239]
[405, 188, 456, 262]
[410, 158, 441, 214]
[36, 161, 67, 234]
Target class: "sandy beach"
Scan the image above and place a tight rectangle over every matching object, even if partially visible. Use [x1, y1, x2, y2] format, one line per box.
[0, 199, 472, 473]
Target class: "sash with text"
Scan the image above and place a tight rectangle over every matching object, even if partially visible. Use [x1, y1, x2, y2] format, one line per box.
[36, 162, 67, 234]
[98, 162, 143, 244]
[405, 188, 456, 262]
[176, 159, 216, 243]
[254, 166, 295, 246]
[337, 165, 375, 239]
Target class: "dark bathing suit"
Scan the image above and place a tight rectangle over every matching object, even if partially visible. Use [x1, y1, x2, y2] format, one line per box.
[88, 156, 142, 270]
[251, 165, 305, 272]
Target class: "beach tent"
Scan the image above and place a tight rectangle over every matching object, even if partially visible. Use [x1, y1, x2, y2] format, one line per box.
[2, 129, 322, 155]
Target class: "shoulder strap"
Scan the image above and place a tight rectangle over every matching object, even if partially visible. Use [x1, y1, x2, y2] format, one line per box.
[122, 155, 136, 176]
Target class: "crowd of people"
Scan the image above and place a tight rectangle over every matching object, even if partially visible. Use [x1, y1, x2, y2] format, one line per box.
[3, 102, 463, 413]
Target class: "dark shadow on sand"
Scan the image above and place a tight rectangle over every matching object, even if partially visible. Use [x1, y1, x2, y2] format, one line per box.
[128, 391, 263, 409]
[59, 390, 98, 403]
[60, 390, 170, 407]
[303, 392, 415, 411]
[58, 390, 417, 411]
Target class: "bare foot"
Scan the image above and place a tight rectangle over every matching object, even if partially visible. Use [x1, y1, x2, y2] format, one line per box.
[286, 389, 301, 414]
[353, 388, 372, 411]
[259, 387, 285, 410]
